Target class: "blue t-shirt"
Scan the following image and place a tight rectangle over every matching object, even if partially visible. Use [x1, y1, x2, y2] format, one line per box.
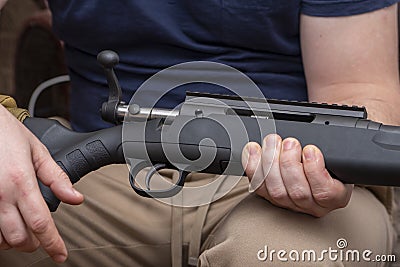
[48, 0, 398, 132]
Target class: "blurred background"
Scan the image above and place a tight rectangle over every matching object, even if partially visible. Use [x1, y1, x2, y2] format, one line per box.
[0, 0, 69, 119]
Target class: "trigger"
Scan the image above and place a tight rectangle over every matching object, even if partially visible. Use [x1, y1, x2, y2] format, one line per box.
[128, 160, 189, 198]
[145, 163, 167, 189]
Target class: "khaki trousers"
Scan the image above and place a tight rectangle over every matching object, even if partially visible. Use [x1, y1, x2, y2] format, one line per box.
[0, 165, 395, 267]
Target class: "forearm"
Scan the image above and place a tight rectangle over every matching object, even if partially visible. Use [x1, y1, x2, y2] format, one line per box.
[307, 83, 400, 126]
[301, 4, 400, 127]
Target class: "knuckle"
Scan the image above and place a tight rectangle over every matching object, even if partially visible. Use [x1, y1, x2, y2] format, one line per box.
[36, 142, 50, 157]
[9, 168, 28, 187]
[303, 164, 319, 177]
[33, 146, 52, 169]
[269, 189, 288, 202]
[54, 166, 69, 182]
[280, 158, 301, 171]
[8, 234, 28, 248]
[289, 187, 309, 202]
[30, 217, 51, 235]
[312, 190, 334, 203]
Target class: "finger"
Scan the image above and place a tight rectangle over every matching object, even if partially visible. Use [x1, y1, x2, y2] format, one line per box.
[302, 145, 352, 209]
[31, 142, 83, 205]
[279, 138, 315, 210]
[260, 135, 297, 210]
[0, 231, 11, 250]
[0, 204, 39, 252]
[242, 142, 264, 190]
[242, 142, 287, 206]
[17, 183, 68, 263]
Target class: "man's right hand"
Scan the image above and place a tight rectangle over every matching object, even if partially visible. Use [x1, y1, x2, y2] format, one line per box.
[0, 105, 84, 263]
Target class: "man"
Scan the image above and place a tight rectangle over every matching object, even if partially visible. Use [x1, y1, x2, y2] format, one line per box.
[0, 0, 399, 266]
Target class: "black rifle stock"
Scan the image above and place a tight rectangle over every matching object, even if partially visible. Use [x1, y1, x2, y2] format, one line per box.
[24, 91, 400, 211]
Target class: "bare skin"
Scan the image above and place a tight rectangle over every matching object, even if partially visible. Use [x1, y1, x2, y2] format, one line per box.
[242, 4, 400, 217]
[0, 105, 84, 262]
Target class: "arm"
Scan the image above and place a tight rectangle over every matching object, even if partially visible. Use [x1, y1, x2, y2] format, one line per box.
[0, 100, 83, 262]
[242, 4, 400, 217]
[301, 4, 400, 125]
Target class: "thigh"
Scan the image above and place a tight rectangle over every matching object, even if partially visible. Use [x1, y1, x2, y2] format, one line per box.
[0, 168, 249, 267]
[0, 164, 176, 267]
[200, 186, 395, 267]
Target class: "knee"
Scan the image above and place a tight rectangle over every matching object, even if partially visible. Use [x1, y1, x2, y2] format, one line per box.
[199, 191, 393, 267]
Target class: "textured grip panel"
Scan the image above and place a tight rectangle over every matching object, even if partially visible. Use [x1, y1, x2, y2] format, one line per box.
[86, 140, 110, 166]
[85, 140, 112, 169]
[43, 142, 113, 211]
[66, 150, 88, 183]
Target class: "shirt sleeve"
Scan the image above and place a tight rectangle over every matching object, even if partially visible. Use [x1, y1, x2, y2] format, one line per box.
[0, 95, 30, 121]
[301, 0, 400, 17]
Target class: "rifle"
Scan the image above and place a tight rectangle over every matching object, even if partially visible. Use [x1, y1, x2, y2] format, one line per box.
[23, 51, 400, 211]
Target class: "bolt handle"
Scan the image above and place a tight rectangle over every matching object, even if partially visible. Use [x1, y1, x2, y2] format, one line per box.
[97, 50, 123, 124]
[97, 50, 120, 69]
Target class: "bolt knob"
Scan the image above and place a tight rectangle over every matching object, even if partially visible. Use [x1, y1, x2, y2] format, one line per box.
[97, 50, 119, 68]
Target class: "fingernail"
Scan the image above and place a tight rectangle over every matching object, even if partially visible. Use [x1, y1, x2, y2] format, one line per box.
[304, 146, 316, 161]
[249, 145, 258, 156]
[53, 254, 67, 263]
[264, 134, 276, 149]
[283, 139, 295, 151]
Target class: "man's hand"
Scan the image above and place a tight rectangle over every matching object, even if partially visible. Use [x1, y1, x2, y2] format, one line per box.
[242, 134, 353, 217]
[0, 105, 84, 262]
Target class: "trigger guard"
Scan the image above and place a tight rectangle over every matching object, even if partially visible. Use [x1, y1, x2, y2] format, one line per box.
[128, 159, 188, 198]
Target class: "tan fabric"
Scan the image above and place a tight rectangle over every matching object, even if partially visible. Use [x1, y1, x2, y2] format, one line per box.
[199, 186, 395, 267]
[0, 94, 30, 121]
[0, 165, 394, 267]
[367, 186, 394, 216]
